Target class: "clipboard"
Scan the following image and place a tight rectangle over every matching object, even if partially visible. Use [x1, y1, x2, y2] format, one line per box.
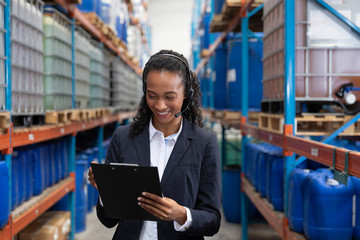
[90, 163, 162, 221]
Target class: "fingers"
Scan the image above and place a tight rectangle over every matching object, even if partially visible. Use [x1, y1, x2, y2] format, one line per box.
[138, 198, 169, 220]
[137, 193, 181, 221]
[88, 162, 98, 190]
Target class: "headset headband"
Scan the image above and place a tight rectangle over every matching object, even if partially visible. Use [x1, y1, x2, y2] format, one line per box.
[143, 53, 193, 95]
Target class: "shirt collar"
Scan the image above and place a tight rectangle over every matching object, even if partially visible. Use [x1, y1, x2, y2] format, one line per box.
[149, 117, 183, 141]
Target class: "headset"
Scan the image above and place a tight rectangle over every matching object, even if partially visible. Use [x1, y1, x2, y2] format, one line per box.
[142, 53, 194, 118]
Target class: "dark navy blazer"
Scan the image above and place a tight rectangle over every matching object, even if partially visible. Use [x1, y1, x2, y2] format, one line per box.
[96, 118, 221, 240]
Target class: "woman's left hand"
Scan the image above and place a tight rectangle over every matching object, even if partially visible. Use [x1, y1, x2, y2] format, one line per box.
[138, 192, 187, 225]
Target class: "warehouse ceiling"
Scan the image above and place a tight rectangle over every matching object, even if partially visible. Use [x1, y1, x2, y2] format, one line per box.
[147, 0, 193, 58]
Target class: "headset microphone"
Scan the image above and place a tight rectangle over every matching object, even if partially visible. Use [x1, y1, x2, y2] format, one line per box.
[175, 89, 194, 118]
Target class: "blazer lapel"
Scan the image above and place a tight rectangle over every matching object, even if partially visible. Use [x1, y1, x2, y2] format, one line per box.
[133, 124, 151, 167]
[160, 119, 193, 187]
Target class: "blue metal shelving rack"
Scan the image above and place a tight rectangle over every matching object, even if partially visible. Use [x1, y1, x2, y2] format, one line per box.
[0, 2, 136, 239]
[197, 1, 360, 239]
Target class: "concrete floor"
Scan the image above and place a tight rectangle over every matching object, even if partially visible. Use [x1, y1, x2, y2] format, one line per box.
[76, 208, 281, 240]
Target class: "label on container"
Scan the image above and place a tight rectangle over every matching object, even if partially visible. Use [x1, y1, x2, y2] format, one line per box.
[227, 69, 236, 82]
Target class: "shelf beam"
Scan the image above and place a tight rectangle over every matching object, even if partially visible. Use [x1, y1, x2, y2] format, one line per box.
[287, 135, 360, 177]
[11, 177, 75, 236]
[9, 112, 135, 148]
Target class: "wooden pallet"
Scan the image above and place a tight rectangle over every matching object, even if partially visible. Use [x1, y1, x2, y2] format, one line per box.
[45, 110, 79, 125]
[0, 112, 10, 129]
[79, 12, 104, 30]
[221, 0, 263, 20]
[210, 110, 260, 125]
[259, 113, 284, 134]
[295, 114, 360, 136]
[258, 113, 360, 136]
[200, 49, 211, 58]
[78, 109, 92, 121]
[210, 0, 263, 33]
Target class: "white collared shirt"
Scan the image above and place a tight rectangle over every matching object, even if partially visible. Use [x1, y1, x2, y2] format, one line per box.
[139, 118, 193, 240]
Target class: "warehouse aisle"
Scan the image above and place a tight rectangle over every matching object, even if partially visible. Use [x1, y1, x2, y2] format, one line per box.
[76, 207, 281, 240]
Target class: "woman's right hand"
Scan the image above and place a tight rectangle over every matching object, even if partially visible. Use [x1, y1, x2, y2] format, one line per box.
[88, 161, 98, 190]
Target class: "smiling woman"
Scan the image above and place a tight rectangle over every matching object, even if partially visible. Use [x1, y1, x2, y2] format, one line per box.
[88, 50, 221, 240]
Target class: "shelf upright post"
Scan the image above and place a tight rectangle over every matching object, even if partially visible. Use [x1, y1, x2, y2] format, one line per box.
[284, 0, 296, 216]
[221, 125, 226, 170]
[240, 11, 249, 240]
[4, 0, 12, 218]
[97, 126, 104, 163]
[208, 0, 215, 110]
[71, 18, 76, 109]
[67, 134, 76, 240]
[68, 17, 76, 240]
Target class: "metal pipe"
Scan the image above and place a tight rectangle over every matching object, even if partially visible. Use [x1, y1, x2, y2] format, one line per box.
[241, 13, 249, 240]
[284, 0, 296, 215]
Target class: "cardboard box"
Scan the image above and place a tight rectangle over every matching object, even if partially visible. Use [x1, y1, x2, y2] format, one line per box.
[19, 211, 71, 240]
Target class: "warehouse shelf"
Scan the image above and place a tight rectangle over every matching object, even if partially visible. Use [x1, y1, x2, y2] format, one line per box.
[0, 176, 75, 239]
[194, 0, 255, 74]
[196, 0, 360, 239]
[53, 0, 142, 75]
[242, 176, 306, 240]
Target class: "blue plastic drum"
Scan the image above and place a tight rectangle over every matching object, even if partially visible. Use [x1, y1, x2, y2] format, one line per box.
[288, 168, 311, 233]
[75, 157, 88, 233]
[226, 35, 263, 111]
[84, 149, 95, 213]
[213, 42, 227, 110]
[303, 169, 354, 240]
[30, 145, 45, 196]
[0, 161, 9, 228]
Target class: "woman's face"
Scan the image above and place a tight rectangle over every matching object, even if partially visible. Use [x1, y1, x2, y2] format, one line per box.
[146, 70, 185, 128]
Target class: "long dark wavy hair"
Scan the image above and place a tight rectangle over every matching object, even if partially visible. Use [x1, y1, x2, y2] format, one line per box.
[129, 50, 203, 137]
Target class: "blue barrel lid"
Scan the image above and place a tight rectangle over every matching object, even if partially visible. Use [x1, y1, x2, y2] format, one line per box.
[76, 160, 88, 166]
[76, 154, 88, 161]
[84, 148, 94, 154]
[0, 161, 8, 174]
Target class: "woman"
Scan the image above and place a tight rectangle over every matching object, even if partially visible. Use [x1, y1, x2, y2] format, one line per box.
[88, 50, 221, 239]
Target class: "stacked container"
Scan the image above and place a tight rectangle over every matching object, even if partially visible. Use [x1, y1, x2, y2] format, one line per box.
[0, 0, 5, 109]
[111, 58, 132, 109]
[43, 8, 73, 110]
[262, 0, 360, 113]
[127, 25, 142, 63]
[213, 41, 227, 110]
[227, 34, 263, 111]
[75, 27, 91, 109]
[11, 0, 44, 113]
[89, 41, 104, 108]
[102, 49, 112, 107]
